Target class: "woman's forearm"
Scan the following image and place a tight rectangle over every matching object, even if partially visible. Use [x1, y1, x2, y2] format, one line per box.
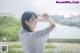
[41, 13, 56, 30]
[47, 17, 56, 30]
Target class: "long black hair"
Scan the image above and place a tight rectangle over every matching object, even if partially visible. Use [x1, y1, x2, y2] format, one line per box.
[21, 11, 37, 32]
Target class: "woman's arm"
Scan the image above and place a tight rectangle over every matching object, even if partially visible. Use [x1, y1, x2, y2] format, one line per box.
[41, 13, 56, 30]
[22, 13, 56, 38]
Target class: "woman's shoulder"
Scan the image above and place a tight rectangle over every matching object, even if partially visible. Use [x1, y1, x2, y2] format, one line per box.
[19, 28, 31, 35]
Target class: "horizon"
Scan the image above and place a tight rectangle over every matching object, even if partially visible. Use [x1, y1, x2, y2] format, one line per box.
[0, 12, 80, 20]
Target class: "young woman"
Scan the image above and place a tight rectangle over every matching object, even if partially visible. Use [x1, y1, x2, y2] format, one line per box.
[19, 11, 56, 53]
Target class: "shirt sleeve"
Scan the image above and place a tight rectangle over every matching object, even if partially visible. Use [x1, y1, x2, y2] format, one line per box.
[23, 26, 52, 38]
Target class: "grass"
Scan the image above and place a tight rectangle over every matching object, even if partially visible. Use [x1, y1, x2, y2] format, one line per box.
[7, 42, 55, 53]
[9, 45, 22, 48]
[8, 49, 23, 53]
[0, 42, 80, 53]
[45, 43, 56, 48]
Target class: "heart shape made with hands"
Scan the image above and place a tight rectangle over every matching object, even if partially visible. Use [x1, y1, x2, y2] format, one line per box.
[37, 13, 49, 19]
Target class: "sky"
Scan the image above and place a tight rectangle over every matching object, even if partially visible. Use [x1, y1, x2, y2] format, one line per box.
[0, 0, 80, 20]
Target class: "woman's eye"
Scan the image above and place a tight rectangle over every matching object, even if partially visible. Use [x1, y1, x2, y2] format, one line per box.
[33, 19, 36, 21]
[33, 20, 35, 21]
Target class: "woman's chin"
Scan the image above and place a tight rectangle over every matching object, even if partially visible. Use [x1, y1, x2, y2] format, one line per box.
[30, 28, 35, 32]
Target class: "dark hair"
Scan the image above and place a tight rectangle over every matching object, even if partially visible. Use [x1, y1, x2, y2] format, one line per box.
[21, 11, 37, 32]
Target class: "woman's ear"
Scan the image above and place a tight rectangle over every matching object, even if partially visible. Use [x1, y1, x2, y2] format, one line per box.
[25, 20, 29, 25]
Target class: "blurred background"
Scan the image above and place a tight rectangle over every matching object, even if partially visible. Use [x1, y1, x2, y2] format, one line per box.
[0, 0, 80, 53]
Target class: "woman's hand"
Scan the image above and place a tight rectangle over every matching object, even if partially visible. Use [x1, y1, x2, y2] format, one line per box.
[38, 13, 56, 30]
[37, 13, 49, 19]
[41, 13, 49, 19]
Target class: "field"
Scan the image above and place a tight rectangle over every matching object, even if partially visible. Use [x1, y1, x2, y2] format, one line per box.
[0, 42, 80, 53]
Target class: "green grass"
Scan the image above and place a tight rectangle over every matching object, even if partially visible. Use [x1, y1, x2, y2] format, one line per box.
[1, 42, 80, 53]
[9, 45, 22, 48]
[45, 44, 55, 48]
[7, 42, 56, 53]
[8, 49, 23, 53]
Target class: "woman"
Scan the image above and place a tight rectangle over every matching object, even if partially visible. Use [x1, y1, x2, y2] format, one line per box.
[19, 11, 56, 53]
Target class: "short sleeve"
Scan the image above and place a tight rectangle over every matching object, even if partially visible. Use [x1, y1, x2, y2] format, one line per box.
[23, 26, 52, 38]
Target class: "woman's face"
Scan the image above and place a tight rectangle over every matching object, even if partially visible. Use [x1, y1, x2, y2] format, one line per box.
[25, 14, 37, 31]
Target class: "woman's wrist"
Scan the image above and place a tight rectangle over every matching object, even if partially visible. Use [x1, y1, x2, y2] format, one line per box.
[47, 17, 56, 28]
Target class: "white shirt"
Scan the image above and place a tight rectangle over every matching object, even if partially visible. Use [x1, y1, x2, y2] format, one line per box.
[19, 26, 52, 53]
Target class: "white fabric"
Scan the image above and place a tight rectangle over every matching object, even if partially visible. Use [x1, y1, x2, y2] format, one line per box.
[19, 26, 52, 53]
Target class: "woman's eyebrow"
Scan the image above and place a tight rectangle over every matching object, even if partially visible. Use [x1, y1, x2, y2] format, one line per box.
[32, 17, 36, 19]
